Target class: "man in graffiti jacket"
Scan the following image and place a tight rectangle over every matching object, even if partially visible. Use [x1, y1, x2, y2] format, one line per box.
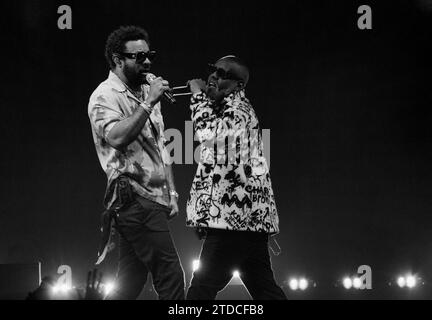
[186, 55, 286, 300]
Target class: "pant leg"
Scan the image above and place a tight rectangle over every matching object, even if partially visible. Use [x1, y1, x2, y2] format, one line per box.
[239, 234, 287, 300]
[116, 197, 185, 300]
[107, 233, 149, 300]
[140, 229, 185, 300]
[187, 230, 242, 300]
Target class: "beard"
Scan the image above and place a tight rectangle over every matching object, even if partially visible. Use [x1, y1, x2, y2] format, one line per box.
[206, 86, 217, 99]
[123, 64, 145, 88]
[208, 86, 233, 106]
[207, 86, 223, 102]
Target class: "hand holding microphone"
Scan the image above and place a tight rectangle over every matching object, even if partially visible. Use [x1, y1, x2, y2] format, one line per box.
[146, 73, 176, 104]
[188, 79, 207, 94]
[145, 74, 204, 103]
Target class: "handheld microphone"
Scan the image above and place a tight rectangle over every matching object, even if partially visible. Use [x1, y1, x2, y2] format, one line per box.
[145, 73, 176, 104]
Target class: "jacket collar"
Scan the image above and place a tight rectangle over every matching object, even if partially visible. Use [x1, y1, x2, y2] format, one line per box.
[223, 89, 246, 104]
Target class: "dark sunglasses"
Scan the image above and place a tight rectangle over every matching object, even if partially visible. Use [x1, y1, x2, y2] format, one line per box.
[118, 50, 156, 63]
[207, 63, 242, 81]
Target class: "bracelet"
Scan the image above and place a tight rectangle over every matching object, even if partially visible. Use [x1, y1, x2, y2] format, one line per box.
[170, 190, 179, 198]
[141, 101, 153, 113]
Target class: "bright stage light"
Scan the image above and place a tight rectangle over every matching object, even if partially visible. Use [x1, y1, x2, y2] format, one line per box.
[343, 277, 353, 289]
[397, 276, 406, 288]
[232, 271, 240, 278]
[352, 277, 362, 289]
[103, 281, 116, 295]
[192, 260, 200, 272]
[52, 284, 71, 295]
[289, 278, 299, 291]
[298, 278, 309, 290]
[396, 274, 418, 289]
[406, 275, 417, 288]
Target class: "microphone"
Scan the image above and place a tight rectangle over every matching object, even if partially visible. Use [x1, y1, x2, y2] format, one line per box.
[171, 84, 193, 97]
[146, 73, 176, 104]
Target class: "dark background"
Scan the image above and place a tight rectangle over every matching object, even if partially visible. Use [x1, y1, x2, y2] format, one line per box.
[1, 0, 432, 298]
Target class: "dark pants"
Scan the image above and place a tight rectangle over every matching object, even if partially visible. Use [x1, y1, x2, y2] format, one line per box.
[108, 189, 185, 300]
[186, 229, 287, 300]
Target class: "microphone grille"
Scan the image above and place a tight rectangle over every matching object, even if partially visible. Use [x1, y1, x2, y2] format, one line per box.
[145, 73, 156, 84]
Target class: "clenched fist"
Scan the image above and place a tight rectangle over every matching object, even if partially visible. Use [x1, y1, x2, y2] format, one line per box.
[147, 76, 170, 105]
[188, 79, 207, 94]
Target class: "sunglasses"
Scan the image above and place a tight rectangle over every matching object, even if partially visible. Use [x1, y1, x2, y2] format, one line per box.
[118, 50, 156, 63]
[207, 63, 242, 81]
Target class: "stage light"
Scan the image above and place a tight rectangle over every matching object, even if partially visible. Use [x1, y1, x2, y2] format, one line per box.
[233, 271, 240, 278]
[192, 260, 200, 272]
[353, 277, 362, 289]
[52, 284, 71, 295]
[396, 274, 419, 289]
[103, 281, 115, 296]
[406, 275, 417, 288]
[343, 277, 353, 289]
[397, 276, 406, 288]
[298, 278, 309, 290]
[289, 278, 299, 291]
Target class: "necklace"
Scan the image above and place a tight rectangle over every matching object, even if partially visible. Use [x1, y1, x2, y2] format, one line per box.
[131, 88, 143, 101]
[122, 81, 144, 101]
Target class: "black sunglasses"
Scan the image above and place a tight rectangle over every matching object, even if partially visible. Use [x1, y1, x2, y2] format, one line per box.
[118, 50, 156, 63]
[207, 63, 242, 81]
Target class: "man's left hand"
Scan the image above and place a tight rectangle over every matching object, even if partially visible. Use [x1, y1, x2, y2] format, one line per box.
[168, 197, 179, 220]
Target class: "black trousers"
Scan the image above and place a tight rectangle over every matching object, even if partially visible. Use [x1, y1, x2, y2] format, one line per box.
[186, 229, 287, 300]
[108, 187, 185, 300]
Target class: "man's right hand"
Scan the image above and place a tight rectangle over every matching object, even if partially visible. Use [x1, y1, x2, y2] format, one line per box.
[147, 76, 170, 105]
[84, 269, 104, 300]
[188, 79, 207, 94]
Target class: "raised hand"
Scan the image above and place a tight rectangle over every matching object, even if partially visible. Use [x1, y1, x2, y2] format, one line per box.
[188, 79, 207, 94]
[84, 269, 104, 300]
[147, 76, 170, 105]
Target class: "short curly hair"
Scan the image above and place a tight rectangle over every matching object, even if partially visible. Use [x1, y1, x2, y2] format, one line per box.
[105, 26, 150, 69]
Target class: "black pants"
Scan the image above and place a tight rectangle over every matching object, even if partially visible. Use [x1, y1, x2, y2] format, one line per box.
[108, 188, 185, 300]
[186, 229, 287, 300]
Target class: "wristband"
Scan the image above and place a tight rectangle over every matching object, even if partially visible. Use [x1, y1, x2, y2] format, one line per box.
[141, 101, 153, 113]
[170, 190, 179, 198]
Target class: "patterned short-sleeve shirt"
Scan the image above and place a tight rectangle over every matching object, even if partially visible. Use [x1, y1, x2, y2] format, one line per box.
[88, 71, 171, 209]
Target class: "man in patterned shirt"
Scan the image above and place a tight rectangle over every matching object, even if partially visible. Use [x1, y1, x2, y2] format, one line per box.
[88, 26, 184, 299]
[186, 56, 286, 300]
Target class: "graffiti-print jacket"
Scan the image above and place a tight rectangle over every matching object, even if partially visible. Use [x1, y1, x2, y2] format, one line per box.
[186, 90, 280, 234]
